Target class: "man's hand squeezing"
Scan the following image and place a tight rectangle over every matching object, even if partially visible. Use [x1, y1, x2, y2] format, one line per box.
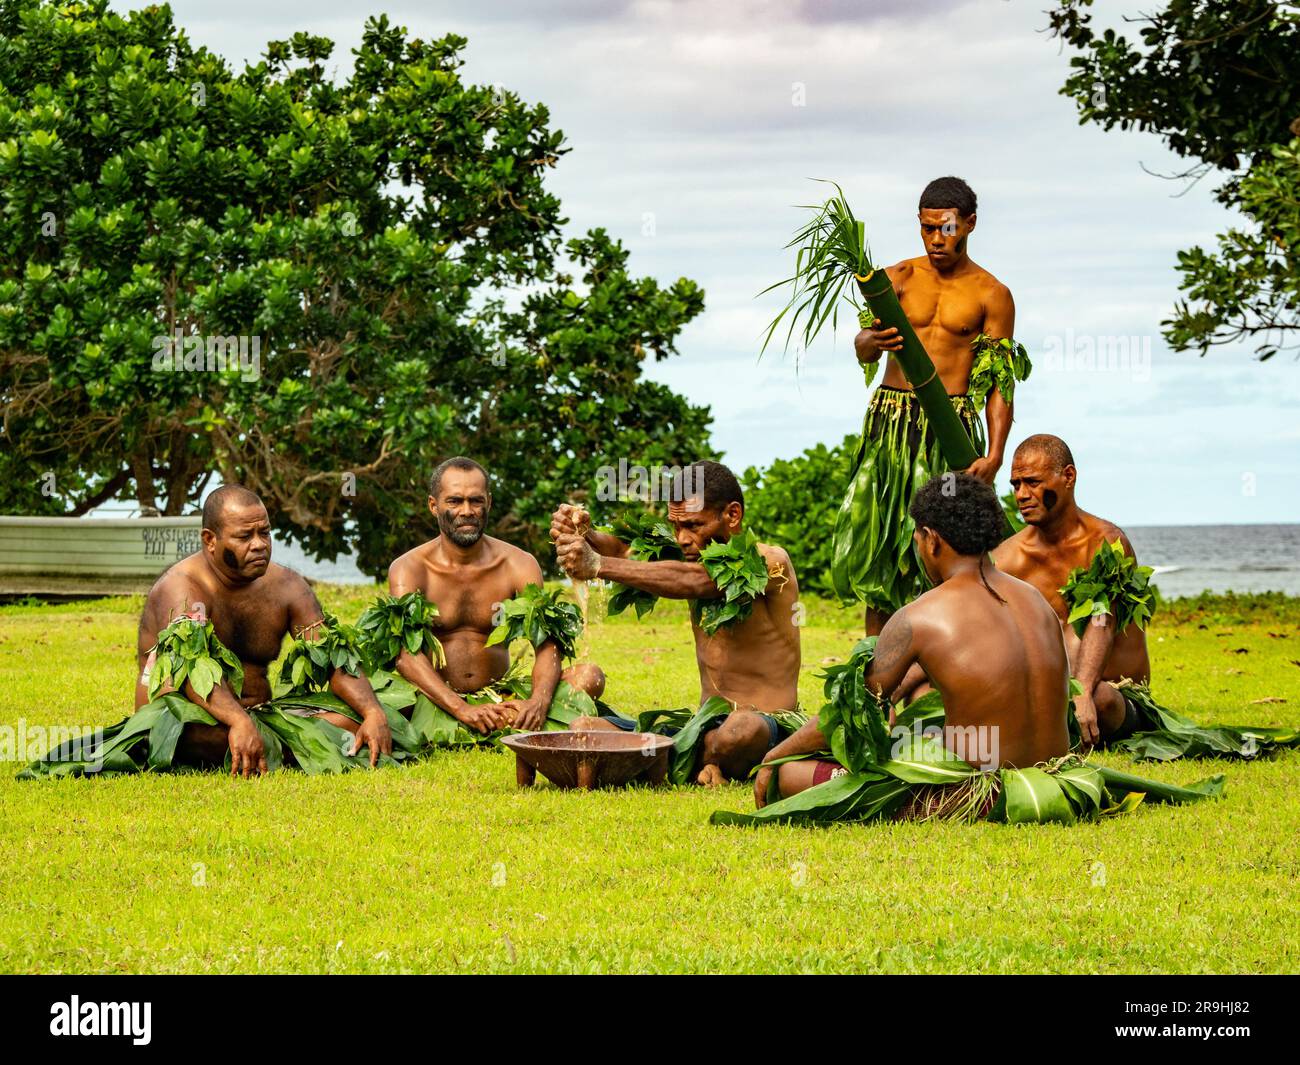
[555, 532, 602, 581]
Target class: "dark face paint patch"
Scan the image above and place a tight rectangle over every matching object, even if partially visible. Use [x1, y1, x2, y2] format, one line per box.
[222, 548, 239, 568]
[1042, 489, 1058, 512]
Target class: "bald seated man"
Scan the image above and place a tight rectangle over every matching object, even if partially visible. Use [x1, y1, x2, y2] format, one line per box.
[992, 434, 1151, 748]
[136, 485, 392, 776]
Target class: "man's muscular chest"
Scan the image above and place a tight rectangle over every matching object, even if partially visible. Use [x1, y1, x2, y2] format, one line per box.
[424, 574, 514, 634]
[210, 598, 289, 665]
[898, 276, 984, 354]
[1006, 546, 1088, 617]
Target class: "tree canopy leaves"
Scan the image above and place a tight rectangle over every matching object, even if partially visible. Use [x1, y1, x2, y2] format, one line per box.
[0, 1, 711, 572]
[1047, 0, 1300, 358]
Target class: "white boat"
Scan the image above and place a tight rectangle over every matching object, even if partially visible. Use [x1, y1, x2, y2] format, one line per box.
[0, 515, 201, 597]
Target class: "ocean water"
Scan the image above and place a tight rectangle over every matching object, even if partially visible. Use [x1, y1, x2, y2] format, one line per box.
[1126, 524, 1300, 599]
[274, 523, 1300, 598]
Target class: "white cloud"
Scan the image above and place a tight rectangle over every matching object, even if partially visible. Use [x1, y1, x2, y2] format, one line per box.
[121, 0, 1299, 523]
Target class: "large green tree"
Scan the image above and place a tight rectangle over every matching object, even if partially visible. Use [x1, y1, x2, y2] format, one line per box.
[0, 0, 711, 574]
[1048, 0, 1300, 359]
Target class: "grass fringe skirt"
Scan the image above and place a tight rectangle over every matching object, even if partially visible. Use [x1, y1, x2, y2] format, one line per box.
[831, 387, 985, 613]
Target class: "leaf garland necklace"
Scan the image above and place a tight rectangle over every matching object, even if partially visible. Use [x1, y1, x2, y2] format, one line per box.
[280, 611, 365, 694]
[354, 591, 447, 674]
[146, 614, 245, 702]
[1060, 539, 1158, 637]
[485, 583, 584, 661]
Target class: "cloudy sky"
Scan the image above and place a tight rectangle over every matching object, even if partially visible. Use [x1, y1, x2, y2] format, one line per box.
[140, 0, 1299, 525]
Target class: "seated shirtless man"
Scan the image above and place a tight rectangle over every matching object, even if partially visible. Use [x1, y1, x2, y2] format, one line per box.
[552, 460, 801, 786]
[387, 457, 604, 734]
[135, 485, 393, 777]
[755, 473, 1069, 807]
[992, 433, 1151, 748]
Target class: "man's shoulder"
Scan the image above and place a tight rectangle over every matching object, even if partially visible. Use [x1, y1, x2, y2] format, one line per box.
[756, 540, 792, 567]
[263, 561, 312, 597]
[972, 264, 1012, 303]
[389, 541, 434, 575]
[145, 554, 204, 603]
[1083, 512, 1131, 553]
[485, 536, 544, 579]
[991, 527, 1033, 567]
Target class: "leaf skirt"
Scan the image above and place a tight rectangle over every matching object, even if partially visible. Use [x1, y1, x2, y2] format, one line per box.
[830, 387, 985, 612]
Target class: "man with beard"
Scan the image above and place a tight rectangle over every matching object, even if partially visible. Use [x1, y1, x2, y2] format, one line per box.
[387, 457, 605, 734]
[838, 176, 1029, 635]
[991, 434, 1150, 747]
[133, 485, 394, 776]
[551, 460, 802, 786]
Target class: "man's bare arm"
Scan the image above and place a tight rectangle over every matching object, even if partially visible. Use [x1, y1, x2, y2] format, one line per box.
[867, 609, 920, 706]
[969, 283, 1016, 483]
[591, 555, 722, 600]
[136, 571, 265, 775]
[285, 576, 393, 762]
[505, 553, 561, 731]
[136, 574, 250, 727]
[1072, 526, 1138, 745]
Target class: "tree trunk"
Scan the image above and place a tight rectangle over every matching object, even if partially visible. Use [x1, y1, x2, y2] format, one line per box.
[131, 452, 158, 515]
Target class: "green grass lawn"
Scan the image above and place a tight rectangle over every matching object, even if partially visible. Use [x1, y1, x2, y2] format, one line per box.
[1, 588, 1297, 973]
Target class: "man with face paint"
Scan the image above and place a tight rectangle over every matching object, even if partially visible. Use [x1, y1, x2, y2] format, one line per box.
[134, 485, 394, 776]
[387, 457, 606, 735]
[551, 461, 801, 786]
[841, 175, 1025, 636]
[755, 474, 1069, 808]
[992, 434, 1151, 748]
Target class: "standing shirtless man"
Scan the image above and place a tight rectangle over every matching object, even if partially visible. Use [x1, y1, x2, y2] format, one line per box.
[387, 457, 605, 735]
[552, 461, 801, 786]
[992, 434, 1150, 748]
[135, 485, 393, 776]
[838, 176, 1024, 634]
[758, 474, 1069, 807]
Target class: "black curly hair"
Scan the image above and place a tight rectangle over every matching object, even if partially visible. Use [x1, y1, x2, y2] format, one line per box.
[909, 472, 1006, 600]
[918, 176, 977, 217]
[670, 460, 743, 514]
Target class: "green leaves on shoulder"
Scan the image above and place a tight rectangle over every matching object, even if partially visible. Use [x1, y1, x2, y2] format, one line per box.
[968, 334, 1032, 410]
[147, 616, 245, 702]
[602, 509, 682, 620]
[280, 611, 366, 694]
[1060, 539, 1158, 637]
[816, 637, 892, 774]
[485, 583, 584, 661]
[690, 529, 775, 636]
[355, 591, 446, 674]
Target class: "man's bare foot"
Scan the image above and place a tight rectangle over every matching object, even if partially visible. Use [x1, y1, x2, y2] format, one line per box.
[696, 763, 725, 787]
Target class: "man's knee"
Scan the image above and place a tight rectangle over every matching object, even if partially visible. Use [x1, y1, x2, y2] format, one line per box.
[569, 714, 616, 732]
[1095, 683, 1129, 737]
[176, 721, 228, 766]
[710, 713, 770, 778]
[563, 663, 606, 700]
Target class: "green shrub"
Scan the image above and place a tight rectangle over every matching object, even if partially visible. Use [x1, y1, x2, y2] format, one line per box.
[741, 435, 855, 595]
